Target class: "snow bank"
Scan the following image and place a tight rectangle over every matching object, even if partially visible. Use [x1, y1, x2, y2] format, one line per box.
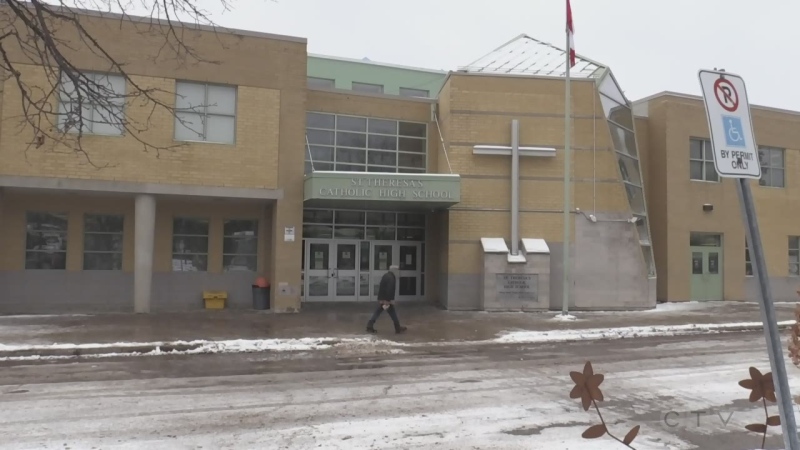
[0, 336, 401, 361]
[493, 321, 796, 344]
[0, 320, 794, 361]
[550, 314, 578, 322]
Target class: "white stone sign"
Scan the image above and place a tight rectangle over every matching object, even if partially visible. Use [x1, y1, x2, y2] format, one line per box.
[698, 69, 760, 179]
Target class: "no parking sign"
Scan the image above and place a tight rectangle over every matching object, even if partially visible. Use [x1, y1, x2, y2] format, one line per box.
[698, 70, 760, 179]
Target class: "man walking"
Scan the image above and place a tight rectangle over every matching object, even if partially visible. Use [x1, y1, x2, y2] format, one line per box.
[366, 265, 407, 334]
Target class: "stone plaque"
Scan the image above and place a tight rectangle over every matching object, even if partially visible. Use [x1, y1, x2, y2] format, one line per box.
[496, 273, 538, 301]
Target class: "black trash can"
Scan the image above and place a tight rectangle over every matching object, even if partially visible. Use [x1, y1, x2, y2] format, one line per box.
[252, 285, 270, 310]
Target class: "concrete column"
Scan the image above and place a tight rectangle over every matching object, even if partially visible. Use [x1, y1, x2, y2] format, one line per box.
[134, 194, 156, 313]
[510, 119, 520, 256]
[269, 200, 302, 312]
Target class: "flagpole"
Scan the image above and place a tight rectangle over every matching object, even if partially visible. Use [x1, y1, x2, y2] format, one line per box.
[561, 1, 572, 316]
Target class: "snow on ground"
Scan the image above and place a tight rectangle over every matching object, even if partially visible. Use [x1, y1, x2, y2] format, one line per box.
[550, 313, 578, 321]
[493, 321, 796, 344]
[638, 301, 730, 313]
[0, 320, 796, 361]
[0, 336, 402, 361]
[7, 336, 789, 449]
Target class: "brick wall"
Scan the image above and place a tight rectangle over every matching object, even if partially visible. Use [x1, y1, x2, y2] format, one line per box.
[440, 74, 631, 275]
[0, 9, 307, 191]
[646, 94, 800, 301]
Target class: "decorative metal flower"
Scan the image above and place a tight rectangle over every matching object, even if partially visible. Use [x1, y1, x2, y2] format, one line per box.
[570, 361, 605, 411]
[739, 366, 780, 448]
[738, 366, 776, 403]
[567, 361, 640, 448]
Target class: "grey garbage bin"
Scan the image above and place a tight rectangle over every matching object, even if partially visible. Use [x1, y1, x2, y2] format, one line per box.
[252, 285, 270, 310]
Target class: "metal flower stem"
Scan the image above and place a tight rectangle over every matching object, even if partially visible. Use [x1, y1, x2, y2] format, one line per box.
[591, 398, 636, 449]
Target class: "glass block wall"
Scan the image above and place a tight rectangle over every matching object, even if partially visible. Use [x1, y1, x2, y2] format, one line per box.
[597, 71, 656, 278]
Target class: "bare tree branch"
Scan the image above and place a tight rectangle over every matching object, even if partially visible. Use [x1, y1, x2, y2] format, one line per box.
[0, 0, 243, 167]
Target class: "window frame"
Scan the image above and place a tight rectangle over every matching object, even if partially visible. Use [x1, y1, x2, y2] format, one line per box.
[25, 212, 69, 270]
[399, 87, 430, 98]
[222, 219, 259, 272]
[174, 80, 238, 145]
[689, 138, 719, 183]
[305, 112, 427, 174]
[83, 213, 124, 271]
[352, 82, 384, 94]
[172, 217, 210, 272]
[790, 236, 800, 277]
[308, 77, 335, 89]
[302, 209, 426, 242]
[757, 146, 785, 188]
[57, 70, 126, 136]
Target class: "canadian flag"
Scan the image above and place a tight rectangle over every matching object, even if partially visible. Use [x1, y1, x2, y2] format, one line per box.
[567, 0, 576, 67]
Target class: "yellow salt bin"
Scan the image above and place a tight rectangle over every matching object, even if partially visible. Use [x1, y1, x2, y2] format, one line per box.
[203, 290, 227, 309]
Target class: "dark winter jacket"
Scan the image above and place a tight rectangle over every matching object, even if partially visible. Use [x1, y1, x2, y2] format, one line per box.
[377, 271, 396, 301]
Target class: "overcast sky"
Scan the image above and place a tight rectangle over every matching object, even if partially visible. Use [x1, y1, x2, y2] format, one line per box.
[193, 0, 796, 110]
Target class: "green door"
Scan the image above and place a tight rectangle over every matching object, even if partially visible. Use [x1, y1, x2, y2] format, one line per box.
[690, 246, 723, 301]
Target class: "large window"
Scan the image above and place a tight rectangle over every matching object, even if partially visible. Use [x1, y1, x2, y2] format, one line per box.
[308, 77, 335, 89]
[690, 138, 719, 182]
[790, 237, 800, 277]
[174, 81, 236, 144]
[305, 112, 427, 174]
[399, 87, 430, 98]
[172, 217, 209, 272]
[352, 82, 383, 94]
[58, 71, 125, 135]
[25, 212, 68, 270]
[599, 72, 654, 278]
[758, 146, 785, 188]
[223, 219, 258, 272]
[303, 209, 425, 242]
[83, 214, 123, 270]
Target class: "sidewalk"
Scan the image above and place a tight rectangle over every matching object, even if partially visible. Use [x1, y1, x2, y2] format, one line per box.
[0, 301, 796, 359]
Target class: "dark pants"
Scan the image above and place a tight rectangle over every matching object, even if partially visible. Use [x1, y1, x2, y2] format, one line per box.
[367, 303, 401, 330]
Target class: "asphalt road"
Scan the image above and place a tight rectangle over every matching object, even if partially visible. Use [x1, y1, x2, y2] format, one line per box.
[0, 332, 798, 449]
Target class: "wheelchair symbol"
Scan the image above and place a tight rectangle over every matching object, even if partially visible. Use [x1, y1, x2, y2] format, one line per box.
[723, 115, 746, 148]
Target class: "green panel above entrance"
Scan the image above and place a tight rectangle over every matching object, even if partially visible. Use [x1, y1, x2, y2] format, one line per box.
[304, 171, 461, 210]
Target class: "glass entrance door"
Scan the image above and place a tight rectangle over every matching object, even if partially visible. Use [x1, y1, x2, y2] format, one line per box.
[371, 242, 394, 301]
[305, 241, 330, 300]
[370, 241, 422, 301]
[397, 243, 421, 300]
[689, 233, 723, 302]
[304, 240, 360, 301]
[303, 239, 424, 302]
[333, 241, 358, 301]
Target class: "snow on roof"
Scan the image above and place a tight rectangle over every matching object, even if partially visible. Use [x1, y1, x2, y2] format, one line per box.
[458, 33, 606, 79]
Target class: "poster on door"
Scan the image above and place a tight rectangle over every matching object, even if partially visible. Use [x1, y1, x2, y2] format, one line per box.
[314, 251, 324, 269]
[379, 251, 388, 270]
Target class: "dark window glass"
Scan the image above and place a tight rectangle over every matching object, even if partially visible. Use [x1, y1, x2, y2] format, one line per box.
[399, 122, 426, 138]
[25, 212, 68, 270]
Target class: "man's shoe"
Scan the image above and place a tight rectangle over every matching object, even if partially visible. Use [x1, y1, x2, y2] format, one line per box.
[395, 326, 407, 334]
[366, 326, 377, 334]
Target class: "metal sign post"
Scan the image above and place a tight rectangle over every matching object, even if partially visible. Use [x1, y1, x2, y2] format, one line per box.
[699, 68, 799, 450]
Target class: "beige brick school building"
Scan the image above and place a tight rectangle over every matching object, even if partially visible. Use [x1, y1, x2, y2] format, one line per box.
[0, 8, 796, 314]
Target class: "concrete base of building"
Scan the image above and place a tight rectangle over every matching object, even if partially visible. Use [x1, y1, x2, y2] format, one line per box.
[0, 271, 263, 314]
[744, 277, 800, 303]
[437, 213, 657, 311]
